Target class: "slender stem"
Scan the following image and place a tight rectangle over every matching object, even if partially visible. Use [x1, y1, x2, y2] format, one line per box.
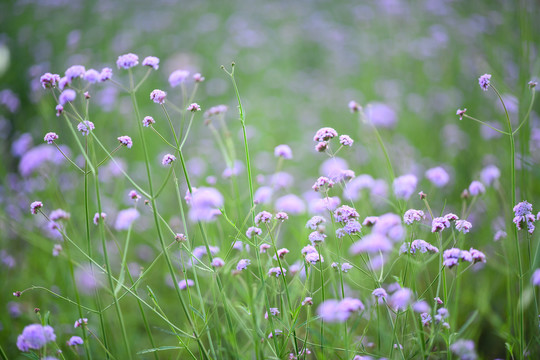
[462, 114, 510, 135]
[53, 143, 85, 173]
[513, 90, 536, 135]
[95, 145, 121, 168]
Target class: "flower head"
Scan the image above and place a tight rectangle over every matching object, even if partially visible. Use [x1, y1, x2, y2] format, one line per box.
[77, 121, 95, 136]
[211, 257, 225, 267]
[456, 108, 467, 120]
[193, 73, 205, 82]
[313, 127, 338, 142]
[40, 73, 60, 89]
[169, 70, 190, 87]
[468, 181, 485, 196]
[268, 267, 286, 277]
[478, 74, 491, 91]
[100, 67, 113, 81]
[150, 89, 167, 104]
[246, 226, 262, 239]
[403, 209, 425, 225]
[116, 53, 139, 69]
[187, 103, 201, 112]
[143, 116, 155, 127]
[93, 212, 106, 225]
[74, 318, 88, 328]
[59, 89, 76, 105]
[117, 136, 133, 149]
[17, 324, 56, 351]
[84, 69, 100, 83]
[67, 336, 84, 346]
[236, 259, 251, 271]
[44, 132, 58, 144]
[161, 154, 176, 166]
[274, 144, 293, 159]
[30, 201, 43, 214]
[142, 56, 159, 70]
[425, 167, 450, 187]
[178, 279, 194, 290]
[455, 220, 472, 234]
[255, 211, 272, 225]
[339, 135, 354, 146]
[393, 174, 417, 200]
[65, 65, 85, 81]
[348, 100, 361, 112]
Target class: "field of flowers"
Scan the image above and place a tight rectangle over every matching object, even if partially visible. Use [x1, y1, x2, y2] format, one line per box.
[1, 0, 540, 359]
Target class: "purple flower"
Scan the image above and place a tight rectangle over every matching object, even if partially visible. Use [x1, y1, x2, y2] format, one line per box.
[117, 135, 133, 149]
[317, 298, 364, 323]
[455, 220, 472, 234]
[306, 216, 326, 230]
[403, 209, 425, 225]
[275, 212, 288, 221]
[274, 248, 289, 259]
[114, 208, 140, 231]
[305, 252, 323, 264]
[393, 174, 417, 200]
[421, 313, 432, 326]
[372, 288, 387, 298]
[100, 67, 113, 81]
[268, 267, 286, 277]
[469, 248, 486, 263]
[142, 56, 160, 70]
[315, 141, 328, 152]
[260, 244, 271, 253]
[65, 65, 85, 81]
[349, 233, 393, 254]
[389, 288, 412, 310]
[178, 279, 194, 290]
[77, 121, 95, 136]
[74, 318, 88, 328]
[334, 205, 359, 223]
[480, 165, 500, 186]
[274, 144, 293, 159]
[468, 181, 485, 196]
[169, 70, 190, 87]
[341, 263, 353, 272]
[478, 74, 491, 91]
[365, 102, 397, 128]
[204, 105, 228, 117]
[312, 176, 334, 192]
[254, 186, 273, 204]
[116, 53, 139, 69]
[93, 212, 106, 225]
[142, 116, 155, 127]
[450, 339, 477, 360]
[302, 297, 313, 306]
[348, 100, 361, 112]
[412, 300, 431, 313]
[343, 220, 362, 234]
[40, 73, 60, 89]
[162, 154, 176, 166]
[188, 187, 223, 222]
[67, 336, 84, 346]
[193, 73, 205, 82]
[17, 324, 56, 351]
[339, 135, 354, 146]
[129, 190, 141, 201]
[532, 269, 540, 286]
[456, 108, 467, 120]
[313, 127, 338, 142]
[55, 104, 63, 116]
[362, 216, 378, 226]
[30, 201, 43, 214]
[50, 209, 70, 221]
[187, 103, 201, 112]
[211, 257, 225, 267]
[431, 217, 450, 232]
[309, 231, 326, 244]
[275, 194, 305, 214]
[84, 69, 100, 83]
[246, 226, 262, 239]
[236, 259, 251, 271]
[44, 132, 58, 144]
[255, 211, 272, 225]
[52, 244, 62, 256]
[264, 308, 280, 319]
[513, 201, 535, 234]
[425, 167, 449, 187]
[150, 89, 167, 104]
[373, 213, 405, 241]
[59, 89, 76, 105]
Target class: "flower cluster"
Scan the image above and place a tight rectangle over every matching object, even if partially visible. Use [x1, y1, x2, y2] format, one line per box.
[443, 248, 486, 268]
[513, 201, 536, 234]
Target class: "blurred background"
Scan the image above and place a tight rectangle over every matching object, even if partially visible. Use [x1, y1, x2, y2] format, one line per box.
[1, 0, 539, 358]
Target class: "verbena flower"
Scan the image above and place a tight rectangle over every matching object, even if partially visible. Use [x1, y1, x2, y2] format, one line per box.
[52, 244, 62, 256]
[302, 297, 313, 306]
[531, 269, 540, 286]
[43, 132, 58, 144]
[412, 300, 431, 313]
[275, 194, 305, 214]
[254, 211, 272, 225]
[128, 190, 141, 201]
[431, 217, 450, 232]
[362, 216, 378, 226]
[313, 127, 338, 142]
[211, 257, 225, 267]
[468, 181, 485, 196]
[116, 53, 139, 69]
[84, 69, 100, 83]
[17, 324, 56, 351]
[117, 135, 133, 148]
[480, 165, 500, 186]
[513, 201, 535, 234]
[193, 73, 205, 82]
[341, 263, 353, 272]
[246, 226, 262, 239]
[236, 259, 251, 271]
[59, 89, 76, 105]
[259, 244, 271, 253]
[187, 103, 201, 112]
[312, 176, 334, 192]
[40, 73, 60, 89]
[365, 102, 397, 128]
[334, 205, 359, 223]
[264, 308, 280, 319]
[93, 212, 106, 225]
[478, 74, 491, 91]
[268, 267, 286, 277]
[308, 231, 326, 244]
[30, 201, 43, 214]
[349, 233, 393, 254]
[142, 116, 155, 127]
[389, 288, 412, 311]
[372, 288, 387, 299]
[393, 174, 417, 200]
[188, 187, 223, 222]
[55, 104, 63, 116]
[455, 220, 472, 233]
[67, 336, 83, 346]
[348, 100, 361, 112]
[100, 67, 113, 81]
[425, 167, 449, 187]
[275, 211, 288, 221]
[403, 209, 425, 225]
[77, 121, 95, 136]
[114, 208, 140, 231]
[161, 154, 176, 166]
[305, 251, 323, 264]
[317, 298, 364, 323]
[50, 209, 70, 221]
[274, 144, 293, 159]
[178, 279, 194, 290]
[150, 89, 167, 104]
[142, 56, 159, 70]
[450, 339, 477, 360]
[65, 65, 85, 81]
[315, 141, 328, 152]
[339, 135, 354, 146]
[456, 108, 467, 120]
[169, 70, 190, 87]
